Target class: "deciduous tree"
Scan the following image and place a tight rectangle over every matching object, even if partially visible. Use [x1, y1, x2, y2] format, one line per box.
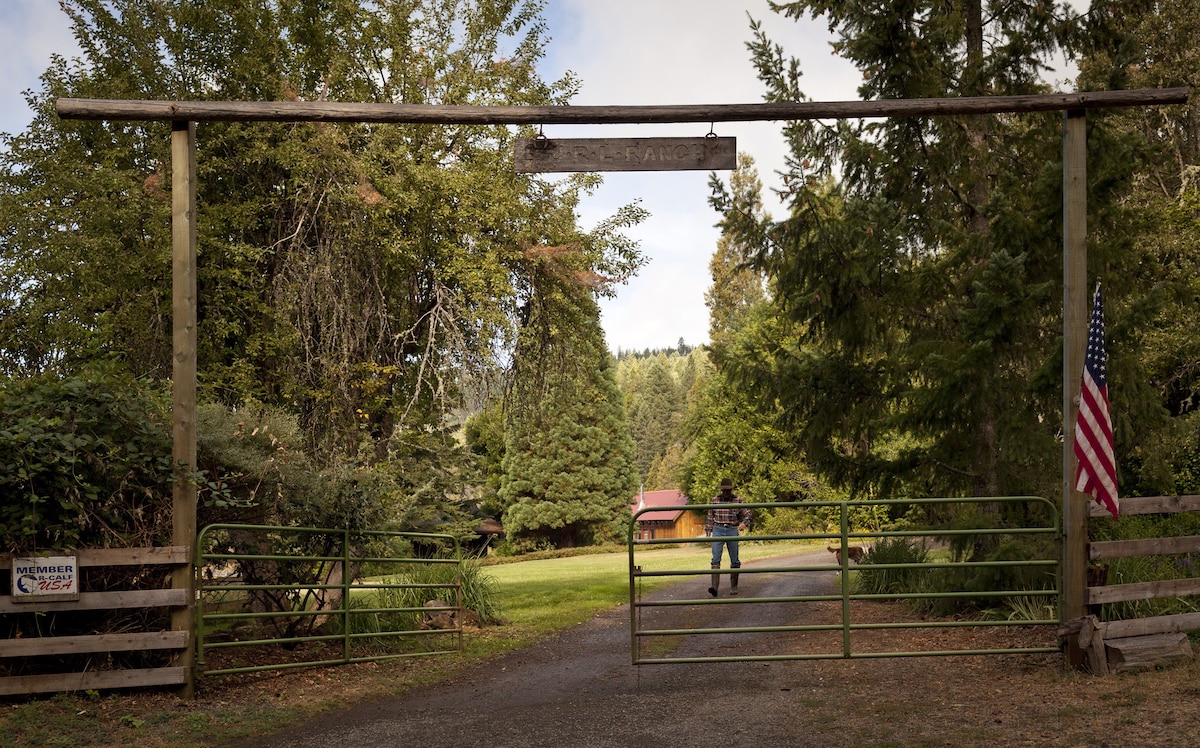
[0, 0, 644, 472]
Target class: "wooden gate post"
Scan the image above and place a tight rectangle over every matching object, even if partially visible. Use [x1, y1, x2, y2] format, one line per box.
[170, 120, 198, 696]
[1062, 109, 1089, 667]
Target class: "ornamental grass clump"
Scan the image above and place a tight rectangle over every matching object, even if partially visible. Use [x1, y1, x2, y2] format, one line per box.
[851, 536, 929, 597]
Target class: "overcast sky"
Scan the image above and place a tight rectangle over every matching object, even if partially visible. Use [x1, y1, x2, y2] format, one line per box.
[0, 1, 1082, 354]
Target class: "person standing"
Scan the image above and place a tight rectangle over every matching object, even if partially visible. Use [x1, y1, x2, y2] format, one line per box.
[705, 478, 752, 597]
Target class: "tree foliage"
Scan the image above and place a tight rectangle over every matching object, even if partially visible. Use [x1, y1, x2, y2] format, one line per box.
[706, 155, 767, 352]
[0, 0, 644, 471]
[710, 2, 1157, 503]
[499, 287, 637, 548]
[623, 354, 682, 484]
[1071, 0, 1200, 496]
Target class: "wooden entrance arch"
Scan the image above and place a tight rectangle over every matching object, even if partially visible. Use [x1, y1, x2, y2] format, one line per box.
[55, 86, 1190, 689]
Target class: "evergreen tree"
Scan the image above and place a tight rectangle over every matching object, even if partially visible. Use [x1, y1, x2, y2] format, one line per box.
[712, 2, 1100, 501]
[462, 402, 507, 518]
[679, 336, 821, 506]
[1072, 0, 1200, 494]
[681, 155, 822, 507]
[625, 354, 682, 483]
[499, 289, 637, 548]
[616, 348, 703, 490]
[706, 155, 767, 353]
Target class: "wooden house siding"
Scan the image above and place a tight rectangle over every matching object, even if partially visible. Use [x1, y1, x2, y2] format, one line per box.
[630, 490, 705, 540]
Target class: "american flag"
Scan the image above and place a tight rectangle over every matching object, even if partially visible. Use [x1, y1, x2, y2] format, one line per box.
[1073, 282, 1118, 519]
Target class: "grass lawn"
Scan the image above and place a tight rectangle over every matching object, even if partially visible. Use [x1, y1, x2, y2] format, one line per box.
[486, 539, 819, 633]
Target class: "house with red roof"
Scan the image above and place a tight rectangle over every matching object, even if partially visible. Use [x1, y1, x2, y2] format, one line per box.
[629, 489, 706, 540]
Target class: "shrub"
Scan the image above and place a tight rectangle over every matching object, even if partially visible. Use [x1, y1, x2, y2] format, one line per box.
[754, 501, 889, 536]
[0, 364, 175, 552]
[852, 536, 930, 596]
[0, 365, 181, 674]
[336, 556, 503, 638]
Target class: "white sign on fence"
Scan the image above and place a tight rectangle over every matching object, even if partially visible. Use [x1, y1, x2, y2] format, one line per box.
[11, 556, 79, 602]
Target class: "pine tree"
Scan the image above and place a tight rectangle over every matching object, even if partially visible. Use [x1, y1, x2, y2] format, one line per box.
[706, 155, 767, 353]
[499, 287, 637, 549]
[626, 354, 681, 483]
[713, 3, 1094, 500]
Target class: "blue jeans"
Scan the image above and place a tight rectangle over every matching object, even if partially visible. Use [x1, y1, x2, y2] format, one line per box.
[710, 525, 741, 568]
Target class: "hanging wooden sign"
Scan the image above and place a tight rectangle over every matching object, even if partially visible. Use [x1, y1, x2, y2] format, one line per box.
[514, 136, 736, 173]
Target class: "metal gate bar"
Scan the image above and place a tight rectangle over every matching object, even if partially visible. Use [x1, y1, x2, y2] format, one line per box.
[630, 496, 1061, 664]
[196, 524, 463, 676]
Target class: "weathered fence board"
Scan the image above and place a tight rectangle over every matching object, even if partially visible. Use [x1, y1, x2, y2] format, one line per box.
[2, 546, 192, 697]
[1089, 534, 1200, 560]
[0, 667, 187, 697]
[1086, 576, 1200, 605]
[1087, 494, 1200, 518]
[0, 631, 189, 658]
[1079, 493, 1200, 675]
[1100, 612, 1200, 640]
[0, 588, 187, 615]
[1104, 633, 1193, 674]
[0, 547, 188, 567]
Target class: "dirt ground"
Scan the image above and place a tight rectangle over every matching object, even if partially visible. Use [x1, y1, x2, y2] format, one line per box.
[225, 551, 1200, 748]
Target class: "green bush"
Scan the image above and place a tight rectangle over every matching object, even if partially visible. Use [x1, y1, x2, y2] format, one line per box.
[998, 593, 1058, 622]
[755, 502, 890, 535]
[194, 402, 314, 524]
[753, 507, 814, 535]
[0, 365, 175, 552]
[855, 531, 1060, 617]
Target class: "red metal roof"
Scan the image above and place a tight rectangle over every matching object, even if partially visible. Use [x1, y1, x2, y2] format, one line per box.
[630, 489, 690, 522]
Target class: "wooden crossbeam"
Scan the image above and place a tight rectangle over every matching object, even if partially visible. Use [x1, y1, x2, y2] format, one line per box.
[56, 88, 1188, 124]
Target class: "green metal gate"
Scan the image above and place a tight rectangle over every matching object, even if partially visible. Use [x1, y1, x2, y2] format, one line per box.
[629, 496, 1061, 664]
[196, 524, 463, 676]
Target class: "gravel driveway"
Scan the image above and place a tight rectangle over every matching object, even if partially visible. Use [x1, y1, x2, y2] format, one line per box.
[246, 550, 846, 747]
[241, 550, 1200, 748]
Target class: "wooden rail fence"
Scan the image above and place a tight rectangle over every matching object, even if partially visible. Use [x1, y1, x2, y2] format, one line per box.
[0, 547, 191, 696]
[1063, 495, 1200, 674]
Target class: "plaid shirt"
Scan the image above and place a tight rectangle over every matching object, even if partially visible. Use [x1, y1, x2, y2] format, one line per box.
[705, 492, 752, 533]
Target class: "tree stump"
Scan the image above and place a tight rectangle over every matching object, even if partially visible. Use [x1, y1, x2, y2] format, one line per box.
[1104, 633, 1194, 674]
[1059, 615, 1108, 675]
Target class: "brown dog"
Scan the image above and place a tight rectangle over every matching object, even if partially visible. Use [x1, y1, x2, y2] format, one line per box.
[827, 545, 866, 564]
